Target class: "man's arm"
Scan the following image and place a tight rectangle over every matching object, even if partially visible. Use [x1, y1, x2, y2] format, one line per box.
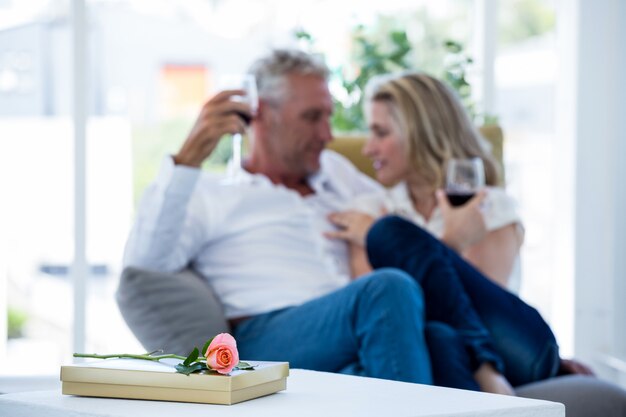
[174, 89, 251, 167]
[122, 160, 205, 272]
[123, 91, 251, 271]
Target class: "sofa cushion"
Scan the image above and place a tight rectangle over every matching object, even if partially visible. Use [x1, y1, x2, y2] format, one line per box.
[516, 374, 626, 417]
[331, 126, 504, 182]
[116, 267, 230, 356]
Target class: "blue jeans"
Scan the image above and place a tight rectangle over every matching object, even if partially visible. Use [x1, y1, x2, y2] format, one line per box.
[426, 321, 481, 390]
[367, 216, 560, 387]
[336, 321, 481, 390]
[233, 269, 433, 385]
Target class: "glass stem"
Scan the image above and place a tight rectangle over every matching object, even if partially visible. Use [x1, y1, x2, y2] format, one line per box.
[232, 133, 242, 174]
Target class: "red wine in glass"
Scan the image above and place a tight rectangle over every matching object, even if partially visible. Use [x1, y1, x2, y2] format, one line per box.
[217, 74, 258, 177]
[446, 191, 475, 207]
[445, 158, 485, 207]
[234, 111, 252, 125]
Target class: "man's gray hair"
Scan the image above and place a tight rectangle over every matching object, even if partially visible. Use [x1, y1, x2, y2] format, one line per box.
[248, 49, 330, 103]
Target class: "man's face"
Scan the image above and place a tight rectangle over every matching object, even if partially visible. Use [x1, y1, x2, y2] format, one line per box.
[262, 74, 333, 177]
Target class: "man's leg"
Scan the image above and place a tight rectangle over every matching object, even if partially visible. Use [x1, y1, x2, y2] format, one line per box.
[366, 216, 560, 386]
[232, 268, 433, 385]
[338, 321, 480, 391]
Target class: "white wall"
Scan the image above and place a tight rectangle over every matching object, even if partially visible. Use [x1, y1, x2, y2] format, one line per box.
[558, 0, 626, 381]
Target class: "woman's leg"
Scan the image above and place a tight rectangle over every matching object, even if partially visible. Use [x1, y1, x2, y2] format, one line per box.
[233, 268, 433, 385]
[367, 216, 504, 377]
[366, 215, 560, 386]
[425, 321, 481, 391]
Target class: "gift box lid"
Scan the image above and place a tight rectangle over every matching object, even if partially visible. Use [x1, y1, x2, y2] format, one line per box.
[60, 359, 289, 392]
[61, 359, 289, 405]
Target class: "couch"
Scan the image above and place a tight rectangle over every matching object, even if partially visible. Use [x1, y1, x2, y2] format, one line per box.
[116, 131, 626, 417]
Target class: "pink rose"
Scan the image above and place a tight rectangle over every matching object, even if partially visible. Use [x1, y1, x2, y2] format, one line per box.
[205, 333, 239, 375]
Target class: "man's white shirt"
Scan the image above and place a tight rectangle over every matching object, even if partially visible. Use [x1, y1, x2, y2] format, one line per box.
[123, 150, 383, 319]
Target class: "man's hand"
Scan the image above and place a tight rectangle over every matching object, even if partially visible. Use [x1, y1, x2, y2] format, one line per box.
[326, 211, 376, 246]
[173, 90, 252, 167]
[438, 189, 488, 252]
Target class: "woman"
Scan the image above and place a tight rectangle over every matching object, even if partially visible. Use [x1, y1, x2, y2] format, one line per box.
[326, 72, 567, 393]
[330, 72, 520, 288]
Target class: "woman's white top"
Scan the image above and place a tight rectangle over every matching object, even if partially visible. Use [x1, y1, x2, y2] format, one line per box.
[352, 182, 523, 292]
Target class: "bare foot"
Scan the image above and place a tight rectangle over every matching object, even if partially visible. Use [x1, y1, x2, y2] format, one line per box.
[559, 358, 595, 376]
[474, 363, 515, 395]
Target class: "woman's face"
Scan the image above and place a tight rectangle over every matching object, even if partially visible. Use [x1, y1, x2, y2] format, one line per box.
[363, 100, 411, 186]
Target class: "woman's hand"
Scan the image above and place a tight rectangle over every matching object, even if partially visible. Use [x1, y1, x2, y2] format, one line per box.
[437, 189, 488, 252]
[326, 211, 376, 246]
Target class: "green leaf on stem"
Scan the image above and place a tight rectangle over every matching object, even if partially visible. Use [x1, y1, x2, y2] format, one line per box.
[235, 361, 255, 370]
[201, 337, 214, 356]
[183, 347, 199, 366]
[175, 362, 208, 376]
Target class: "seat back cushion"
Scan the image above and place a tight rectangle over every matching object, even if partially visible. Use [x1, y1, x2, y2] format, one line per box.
[116, 267, 230, 356]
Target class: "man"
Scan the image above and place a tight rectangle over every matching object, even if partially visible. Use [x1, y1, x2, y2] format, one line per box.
[124, 49, 433, 384]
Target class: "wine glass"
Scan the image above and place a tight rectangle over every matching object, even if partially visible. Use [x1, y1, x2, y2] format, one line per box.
[445, 158, 485, 206]
[216, 74, 258, 177]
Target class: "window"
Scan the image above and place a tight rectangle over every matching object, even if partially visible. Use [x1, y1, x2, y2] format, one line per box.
[1, 0, 74, 374]
[7, 0, 618, 379]
[492, 0, 573, 353]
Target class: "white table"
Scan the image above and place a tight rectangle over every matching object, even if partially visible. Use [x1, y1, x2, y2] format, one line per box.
[0, 369, 564, 417]
[0, 374, 59, 394]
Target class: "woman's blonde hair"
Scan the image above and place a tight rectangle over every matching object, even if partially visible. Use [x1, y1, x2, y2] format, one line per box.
[365, 72, 500, 188]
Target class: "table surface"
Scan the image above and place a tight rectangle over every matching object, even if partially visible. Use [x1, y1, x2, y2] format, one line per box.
[0, 369, 564, 417]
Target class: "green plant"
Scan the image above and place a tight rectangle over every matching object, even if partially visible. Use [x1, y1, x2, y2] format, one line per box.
[131, 119, 232, 207]
[441, 40, 499, 126]
[296, 19, 497, 132]
[331, 27, 413, 132]
[8, 307, 28, 339]
[332, 32, 495, 131]
[442, 40, 475, 121]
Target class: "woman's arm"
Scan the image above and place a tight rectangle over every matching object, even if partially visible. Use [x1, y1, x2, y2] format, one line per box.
[348, 244, 374, 278]
[436, 189, 524, 288]
[326, 211, 377, 278]
[438, 190, 489, 252]
[462, 223, 524, 288]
